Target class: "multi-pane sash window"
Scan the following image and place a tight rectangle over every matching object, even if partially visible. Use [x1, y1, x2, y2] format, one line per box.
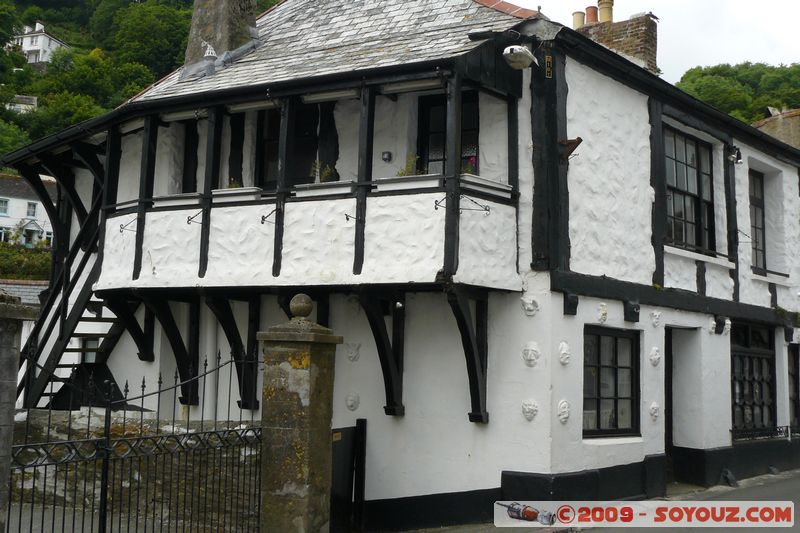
[26, 202, 36, 217]
[664, 127, 714, 253]
[749, 169, 766, 272]
[789, 345, 799, 430]
[731, 323, 776, 437]
[0, 199, 7, 215]
[583, 326, 640, 437]
[418, 92, 479, 176]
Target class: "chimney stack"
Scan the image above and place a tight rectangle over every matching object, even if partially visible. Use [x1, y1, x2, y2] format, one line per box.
[585, 6, 599, 24]
[598, 0, 614, 23]
[184, 0, 257, 67]
[573, 11, 586, 30]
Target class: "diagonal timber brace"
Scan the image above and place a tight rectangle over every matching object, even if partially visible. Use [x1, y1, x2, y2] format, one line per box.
[359, 292, 405, 416]
[446, 287, 489, 423]
[103, 299, 153, 362]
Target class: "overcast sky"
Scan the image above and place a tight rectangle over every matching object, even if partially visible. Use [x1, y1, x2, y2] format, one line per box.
[514, 0, 798, 83]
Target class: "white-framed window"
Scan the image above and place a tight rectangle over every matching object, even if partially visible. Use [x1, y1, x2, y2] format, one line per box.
[0, 227, 10, 242]
[31, 36, 37, 45]
[0, 199, 8, 215]
[26, 202, 36, 217]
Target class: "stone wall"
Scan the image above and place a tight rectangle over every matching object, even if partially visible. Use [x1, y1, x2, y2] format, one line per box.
[753, 110, 800, 151]
[0, 279, 47, 306]
[578, 15, 658, 74]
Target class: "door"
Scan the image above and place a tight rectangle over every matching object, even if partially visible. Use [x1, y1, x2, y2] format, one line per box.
[664, 328, 675, 483]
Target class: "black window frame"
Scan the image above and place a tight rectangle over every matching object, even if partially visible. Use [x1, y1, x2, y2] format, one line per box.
[417, 91, 479, 176]
[255, 103, 321, 191]
[583, 326, 641, 438]
[663, 126, 715, 255]
[730, 322, 777, 439]
[749, 169, 767, 274]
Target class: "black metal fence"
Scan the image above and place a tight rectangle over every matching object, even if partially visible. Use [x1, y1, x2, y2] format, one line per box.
[8, 355, 262, 533]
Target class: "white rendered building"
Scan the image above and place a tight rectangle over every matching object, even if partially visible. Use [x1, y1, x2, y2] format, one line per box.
[0, 173, 55, 246]
[5, 0, 800, 529]
[10, 22, 68, 65]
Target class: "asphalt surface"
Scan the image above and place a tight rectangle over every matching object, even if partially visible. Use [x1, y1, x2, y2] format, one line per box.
[413, 468, 800, 532]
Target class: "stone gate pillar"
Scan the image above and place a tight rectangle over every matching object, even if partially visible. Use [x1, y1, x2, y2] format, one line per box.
[0, 290, 37, 531]
[258, 294, 342, 533]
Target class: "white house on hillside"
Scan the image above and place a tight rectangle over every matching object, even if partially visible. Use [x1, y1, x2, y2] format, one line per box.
[9, 22, 68, 65]
[4, 0, 800, 529]
[0, 173, 56, 246]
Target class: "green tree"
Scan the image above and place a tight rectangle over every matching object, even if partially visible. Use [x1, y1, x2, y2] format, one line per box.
[0, 119, 30, 156]
[16, 92, 105, 140]
[112, 0, 192, 78]
[89, 0, 133, 48]
[0, 0, 19, 45]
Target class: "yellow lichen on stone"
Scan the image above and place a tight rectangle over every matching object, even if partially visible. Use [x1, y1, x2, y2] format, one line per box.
[287, 351, 310, 369]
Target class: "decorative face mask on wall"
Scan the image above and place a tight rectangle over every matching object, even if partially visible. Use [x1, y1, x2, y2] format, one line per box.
[558, 341, 571, 365]
[597, 303, 608, 324]
[557, 400, 570, 424]
[520, 296, 539, 317]
[522, 342, 541, 367]
[649, 311, 661, 328]
[649, 346, 661, 367]
[344, 343, 361, 362]
[345, 393, 360, 411]
[521, 399, 539, 421]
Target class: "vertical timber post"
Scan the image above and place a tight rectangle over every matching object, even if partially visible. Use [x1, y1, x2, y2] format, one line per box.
[258, 294, 342, 533]
[0, 291, 37, 531]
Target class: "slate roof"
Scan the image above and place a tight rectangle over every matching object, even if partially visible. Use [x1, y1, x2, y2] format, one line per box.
[0, 174, 57, 203]
[134, 0, 536, 103]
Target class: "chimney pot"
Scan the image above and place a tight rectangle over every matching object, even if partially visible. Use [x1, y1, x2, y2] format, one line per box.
[573, 11, 586, 29]
[598, 0, 614, 23]
[585, 6, 599, 24]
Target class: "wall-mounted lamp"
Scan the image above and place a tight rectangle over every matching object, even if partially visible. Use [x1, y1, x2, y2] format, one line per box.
[727, 145, 743, 165]
[503, 45, 538, 70]
[381, 151, 392, 163]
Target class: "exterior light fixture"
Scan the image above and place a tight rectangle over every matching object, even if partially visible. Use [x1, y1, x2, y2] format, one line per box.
[727, 145, 743, 165]
[301, 89, 360, 104]
[503, 45, 538, 70]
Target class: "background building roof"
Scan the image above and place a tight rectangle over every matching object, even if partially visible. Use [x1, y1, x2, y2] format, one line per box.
[0, 174, 57, 203]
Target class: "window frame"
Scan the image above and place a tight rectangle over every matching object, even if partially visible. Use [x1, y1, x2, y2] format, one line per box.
[730, 322, 777, 440]
[583, 325, 641, 438]
[417, 91, 479, 176]
[0, 199, 8, 215]
[26, 202, 36, 218]
[749, 169, 767, 274]
[663, 126, 715, 255]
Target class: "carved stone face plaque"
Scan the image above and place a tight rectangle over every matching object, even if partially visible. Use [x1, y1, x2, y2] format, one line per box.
[344, 343, 361, 362]
[708, 316, 717, 334]
[558, 341, 571, 366]
[597, 303, 608, 324]
[557, 400, 570, 424]
[649, 402, 659, 420]
[521, 296, 539, 317]
[649, 347, 661, 367]
[522, 342, 541, 367]
[345, 393, 360, 412]
[522, 399, 539, 421]
[650, 311, 661, 328]
[723, 318, 731, 336]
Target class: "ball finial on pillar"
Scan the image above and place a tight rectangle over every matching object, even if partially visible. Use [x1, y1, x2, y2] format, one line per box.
[290, 294, 314, 319]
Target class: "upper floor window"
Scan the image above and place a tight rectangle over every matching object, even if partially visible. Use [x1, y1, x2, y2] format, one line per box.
[26, 202, 36, 218]
[417, 92, 479, 176]
[731, 323, 776, 438]
[664, 127, 714, 253]
[31, 36, 37, 45]
[0, 199, 8, 215]
[749, 169, 766, 272]
[583, 326, 640, 438]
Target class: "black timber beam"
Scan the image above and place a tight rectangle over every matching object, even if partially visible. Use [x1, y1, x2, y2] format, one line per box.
[17, 164, 66, 257]
[273, 98, 296, 277]
[140, 297, 198, 404]
[441, 73, 463, 278]
[72, 143, 104, 187]
[446, 286, 489, 423]
[649, 98, 666, 287]
[39, 155, 88, 226]
[353, 86, 376, 275]
[507, 94, 519, 193]
[198, 107, 223, 278]
[104, 299, 154, 361]
[206, 297, 258, 409]
[359, 292, 405, 416]
[97, 127, 121, 271]
[723, 134, 740, 301]
[132, 115, 159, 280]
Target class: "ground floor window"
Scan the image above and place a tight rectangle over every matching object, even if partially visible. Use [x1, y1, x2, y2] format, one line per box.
[731, 322, 777, 438]
[583, 326, 640, 437]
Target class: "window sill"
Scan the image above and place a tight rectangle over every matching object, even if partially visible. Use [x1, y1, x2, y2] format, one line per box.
[292, 181, 354, 198]
[664, 245, 734, 270]
[751, 271, 792, 287]
[583, 435, 642, 445]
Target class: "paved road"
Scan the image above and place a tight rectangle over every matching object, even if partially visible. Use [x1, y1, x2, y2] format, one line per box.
[413, 469, 800, 533]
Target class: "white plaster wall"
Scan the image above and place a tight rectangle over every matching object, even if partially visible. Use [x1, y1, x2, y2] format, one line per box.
[565, 59, 654, 285]
[280, 198, 357, 285]
[242, 112, 257, 188]
[135, 210, 202, 286]
[775, 331, 790, 428]
[664, 254, 696, 292]
[372, 93, 416, 179]
[334, 99, 361, 182]
[153, 123, 183, 197]
[517, 70, 534, 272]
[204, 205, 275, 286]
[70, 168, 94, 245]
[478, 92, 509, 184]
[706, 263, 734, 300]
[96, 214, 136, 289]
[117, 132, 143, 204]
[196, 120, 209, 192]
[735, 141, 799, 310]
[330, 291, 551, 500]
[361, 194, 445, 284]
[455, 201, 520, 290]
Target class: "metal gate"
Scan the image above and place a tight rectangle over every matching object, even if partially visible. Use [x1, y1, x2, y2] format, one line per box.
[8, 355, 262, 533]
